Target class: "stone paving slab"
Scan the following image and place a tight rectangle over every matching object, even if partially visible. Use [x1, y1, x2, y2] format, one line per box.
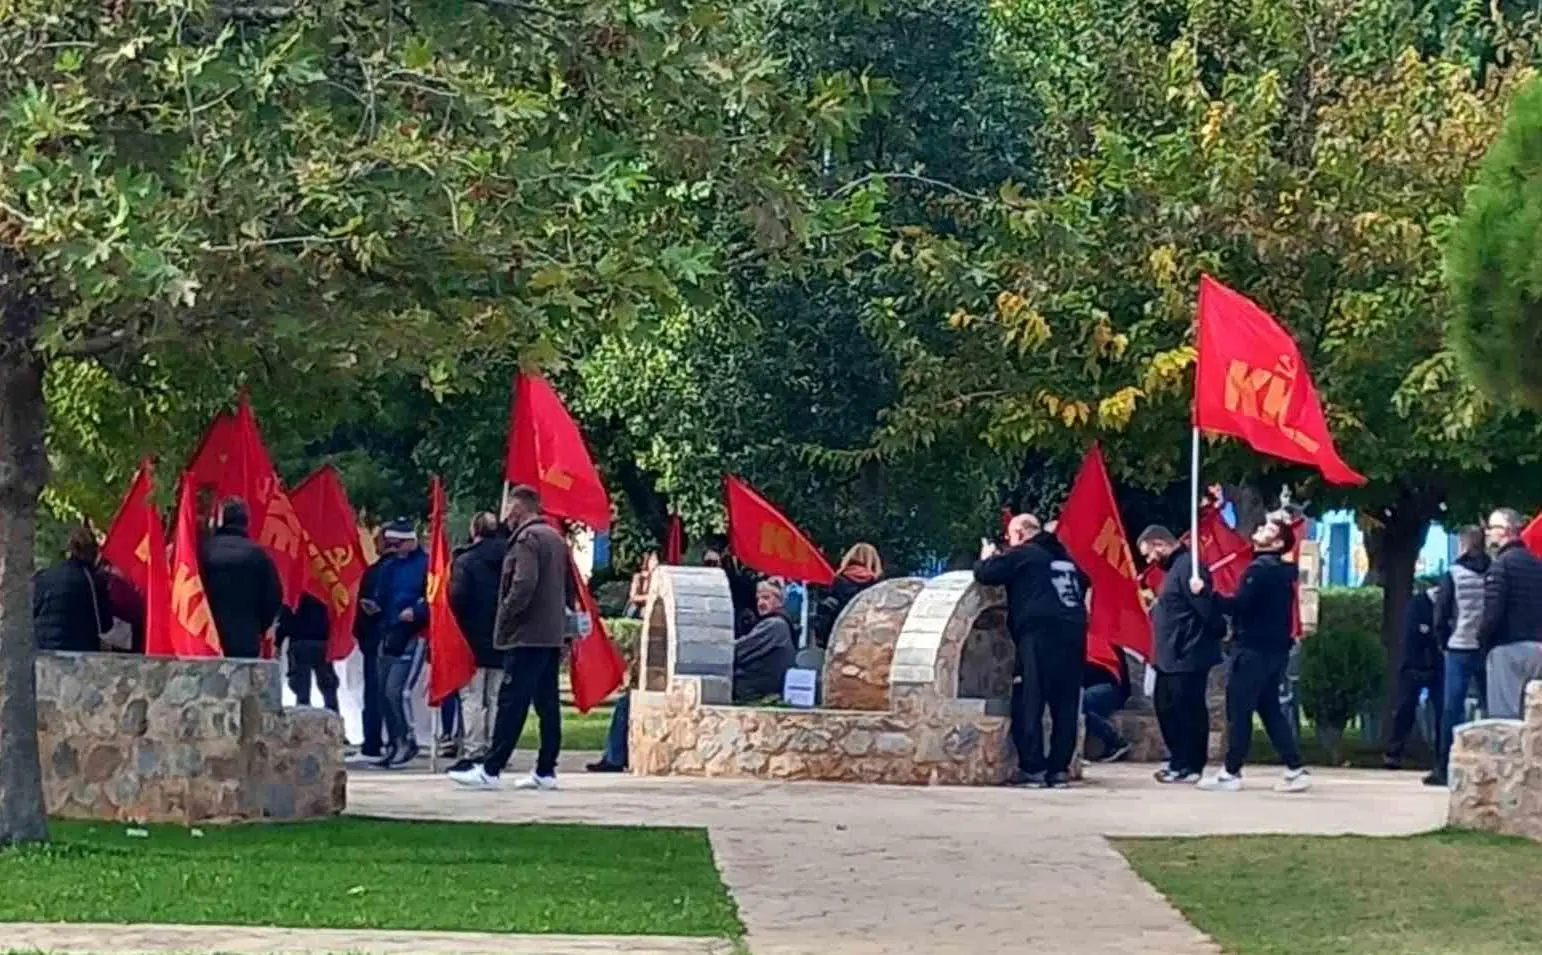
[1, 924, 735, 955]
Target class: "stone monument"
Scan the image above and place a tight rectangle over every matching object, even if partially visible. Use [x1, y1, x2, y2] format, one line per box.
[1448, 680, 1542, 841]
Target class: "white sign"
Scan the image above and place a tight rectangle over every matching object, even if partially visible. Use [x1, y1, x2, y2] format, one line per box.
[783, 668, 818, 708]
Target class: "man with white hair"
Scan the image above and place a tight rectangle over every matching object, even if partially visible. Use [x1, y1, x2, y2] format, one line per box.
[1480, 508, 1542, 719]
[733, 580, 797, 703]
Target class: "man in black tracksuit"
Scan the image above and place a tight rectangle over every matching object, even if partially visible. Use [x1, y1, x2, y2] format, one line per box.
[277, 592, 339, 713]
[199, 500, 283, 660]
[976, 513, 1090, 788]
[1137, 525, 1221, 784]
[1200, 518, 1311, 792]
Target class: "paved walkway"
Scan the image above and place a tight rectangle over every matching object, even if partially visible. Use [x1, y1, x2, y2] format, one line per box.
[344, 764, 1448, 955]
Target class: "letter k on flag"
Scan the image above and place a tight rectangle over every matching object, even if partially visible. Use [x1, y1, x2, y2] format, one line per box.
[1194, 275, 1365, 486]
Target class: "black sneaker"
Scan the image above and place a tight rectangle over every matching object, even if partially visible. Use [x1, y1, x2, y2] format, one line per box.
[1008, 770, 1046, 787]
[1043, 772, 1071, 789]
[1155, 767, 1199, 784]
[1423, 771, 1448, 787]
[1383, 755, 1404, 770]
[387, 740, 420, 768]
[1093, 742, 1132, 764]
[372, 745, 398, 768]
[437, 740, 460, 759]
[586, 760, 626, 773]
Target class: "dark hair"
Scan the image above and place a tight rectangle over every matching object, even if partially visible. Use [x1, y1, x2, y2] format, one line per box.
[67, 526, 99, 564]
[1460, 524, 1485, 555]
[471, 511, 500, 538]
[1137, 525, 1177, 546]
[509, 485, 541, 512]
[1271, 518, 1296, 553]
[220, 498, 250, 531]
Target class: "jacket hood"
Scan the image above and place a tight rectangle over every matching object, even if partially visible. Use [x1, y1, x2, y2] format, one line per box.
[458, 534, 507, 567]
[1160, 544, 1190, 572]
[1028, 531, 1072, 561]
[1458, 550, 1494, 573]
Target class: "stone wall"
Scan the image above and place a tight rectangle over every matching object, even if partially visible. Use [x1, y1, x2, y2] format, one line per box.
[36, 651, 346, 824]
[821, 578, 924, 710]
[1448, 680, 1542, 841]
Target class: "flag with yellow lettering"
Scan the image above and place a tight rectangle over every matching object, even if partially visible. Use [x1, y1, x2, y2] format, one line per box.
[505, 372, 612, 531]
[101, 459, 157, 594]
[426, 476, 477, 706]
[1195, 275, 1365, 486]
[1055, 445, 1151, 668]
[292, 465, 368, 662]
[724, 476, 835, 586]
[168, 474, 222, 657]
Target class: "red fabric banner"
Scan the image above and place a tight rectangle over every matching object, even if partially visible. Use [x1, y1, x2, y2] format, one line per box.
[101, 459, 157, 594]
[1000, 507, 1013, 536]
[1195, 275, 1365, 485]
[505, 373, 612, 531]
[568, 557, 626, 713]
[168, 475, 222, 658]
[664, 513, 685, 565]
[724, 475, 835, 586]
[291, 465, 368, 662]
[1055, 444, 1152, 668]
[1524, 514, 1542, 558]
[1195, 506, 1253, 597]
[425, 477, 477, 706]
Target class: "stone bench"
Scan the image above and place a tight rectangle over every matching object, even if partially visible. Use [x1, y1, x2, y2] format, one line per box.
[1448, 680, 1542, 841]
[36, 651, 346, 823]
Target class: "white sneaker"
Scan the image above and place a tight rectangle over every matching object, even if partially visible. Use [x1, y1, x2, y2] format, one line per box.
[1275, 768, 1312, 793]
[1198, 771, 1243, 792]
[447, 765, 502, 790]
[513, 773, 558, 791]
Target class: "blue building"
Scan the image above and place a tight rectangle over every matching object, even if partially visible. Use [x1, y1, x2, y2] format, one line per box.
[1308, 510, 1458, 587]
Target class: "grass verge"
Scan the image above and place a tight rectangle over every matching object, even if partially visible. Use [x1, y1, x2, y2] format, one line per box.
[0, 817, 740, 937]
[1117, 829, 1542, 955]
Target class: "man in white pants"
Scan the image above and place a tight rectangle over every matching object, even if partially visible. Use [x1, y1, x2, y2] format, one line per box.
[445, 512, 508, 770]
[1480, 509, 1542, 719]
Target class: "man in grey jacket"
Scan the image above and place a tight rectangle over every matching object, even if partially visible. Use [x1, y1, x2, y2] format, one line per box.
[449, 485, 572, 792]
[1429, 526, 1489, 786]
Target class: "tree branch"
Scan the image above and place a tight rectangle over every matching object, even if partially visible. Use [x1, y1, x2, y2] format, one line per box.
[832, 172, 989, 203]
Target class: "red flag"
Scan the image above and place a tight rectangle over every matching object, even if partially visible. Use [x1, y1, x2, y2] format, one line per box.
[1055, 445, 1152, 665]
[187, 398, 309, 608]
[1196, 506, 1253, 597]
[1195, 275, 1365, 485]
[1001, 507, 1013, 536]
[292, 466, 368, 662]
[425, 477, 477, 706]
[101, 459, 157, 594]
[1283, 516, 1307, 639]
[505, 373, 612, 531]
[664, 513, 685, 565]
[1524, 514, 1542, 558]
[568, 558, 627, 712]
[167, 475, 222, 658]
[724, 476, 836, 586]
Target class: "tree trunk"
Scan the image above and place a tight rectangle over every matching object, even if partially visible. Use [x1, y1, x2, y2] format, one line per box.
[0, 251, 49, 846]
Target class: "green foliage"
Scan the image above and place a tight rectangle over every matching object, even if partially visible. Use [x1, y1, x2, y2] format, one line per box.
[606, 616, 643, 672]
[1299, 588, 1389, 731]
[1446, 75, 1542, 411]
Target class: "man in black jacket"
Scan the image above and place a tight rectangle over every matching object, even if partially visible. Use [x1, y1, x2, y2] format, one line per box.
[200, 500, 283, 659]
[976, 513, 1090, 788]
[1384, 580, 1441, 771]
[278, 592, 339, 713]
[447, 512, 508, 768]
[33, 527, 113, 654]
[1481, 508, 1542, 719]
[1197, 518, 1311, 793]
[1137, 525, 1221, 784]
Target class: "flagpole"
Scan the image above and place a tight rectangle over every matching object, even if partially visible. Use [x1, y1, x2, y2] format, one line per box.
[1190, 426, 1202, 584]
[799, 581, 810, 650]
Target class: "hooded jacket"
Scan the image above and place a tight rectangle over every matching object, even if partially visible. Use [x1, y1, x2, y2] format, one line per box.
[450, 533, 509, 669]
[1435, 550, 1491, 652]
[973, 531, 1090, 642]
[1151, 546, 1222, 674]
[371, 547, 429, 657]
[199, 525, 283, 660]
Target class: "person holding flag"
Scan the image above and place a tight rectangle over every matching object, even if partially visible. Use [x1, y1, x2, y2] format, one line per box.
[199, 499, 283, 660]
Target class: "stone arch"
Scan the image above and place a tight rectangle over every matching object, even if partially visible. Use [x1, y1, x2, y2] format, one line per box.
[821, 578, 925, 711]
[889, 572, 1013, 709]
[638, 566, 736, 704]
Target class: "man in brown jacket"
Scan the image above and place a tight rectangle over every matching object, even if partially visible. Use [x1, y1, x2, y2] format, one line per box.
[449, 485, 572, 791]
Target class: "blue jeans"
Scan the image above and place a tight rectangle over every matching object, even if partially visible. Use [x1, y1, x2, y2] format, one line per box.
[604, 692, 631, 768]
[382, 640, 427, 750]
[1439, 649, 1487, 777]
[1082, 683, 1127, 750]
[439, 694, 461, 740]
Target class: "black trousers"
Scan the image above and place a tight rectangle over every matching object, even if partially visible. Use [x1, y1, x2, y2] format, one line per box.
[1012, 621, 1086, 776]
[1385, 666, 1441, 762]
[482, 646, 563, 778]
[287, 641, 340, 713]
[360, 633, 384, 756]
[1155, 668, 1212, 775]
[1224, 647, 1300, 775]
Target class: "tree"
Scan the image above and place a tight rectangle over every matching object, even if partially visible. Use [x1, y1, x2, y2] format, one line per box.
[863, 0, 1542, 675]
[0, 0, 851, 844]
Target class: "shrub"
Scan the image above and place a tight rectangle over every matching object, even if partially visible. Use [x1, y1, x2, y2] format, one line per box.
[1299, 588, 1387, 736]
[605, 617, 643, 673]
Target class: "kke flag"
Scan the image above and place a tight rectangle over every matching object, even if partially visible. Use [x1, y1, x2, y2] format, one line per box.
[1195, 275, 1365, 486]
[101, 459, 158, 594]
[168, 475, 222, 657]
[1523, 514, 1542, 558]
[1139, 506, 1254, 597]
[568, 555, 627, 712]
[724, 476, 836, 586]
[292, 465, 368, 662]
[425, 477, 476, 706]
[506, 373, 612, 531]
[186, 398, 310, 607]
[664, 513, 685, 565]
[1055, 445, 1152, 667]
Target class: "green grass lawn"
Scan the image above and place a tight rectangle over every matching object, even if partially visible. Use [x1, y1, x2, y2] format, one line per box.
[1118, 830, 1542, 955]
[0, 817, 741, 937]
[527, 703, 613, 752]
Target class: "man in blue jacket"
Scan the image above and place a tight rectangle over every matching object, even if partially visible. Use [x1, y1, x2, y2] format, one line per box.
[372, 519, 429, 768]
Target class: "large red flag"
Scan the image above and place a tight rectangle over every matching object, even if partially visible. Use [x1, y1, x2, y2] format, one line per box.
[1523, 514, 1542, 558]
[505, 373, 612, 531]
[186, 398, 309, 607]
[664, 513, 685, 565]
[724, 476, 836, 586]
[101, 459, 157, 594]
[167, 475, 222, 658]
[425, 477, 477, 706]
[292, 465, 368, 662]
[1196, 506, 1253, 597]
[1055, 445, 1152, 667]
[568, 556, 627, 712]
[1195, 275, 1365, 486]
